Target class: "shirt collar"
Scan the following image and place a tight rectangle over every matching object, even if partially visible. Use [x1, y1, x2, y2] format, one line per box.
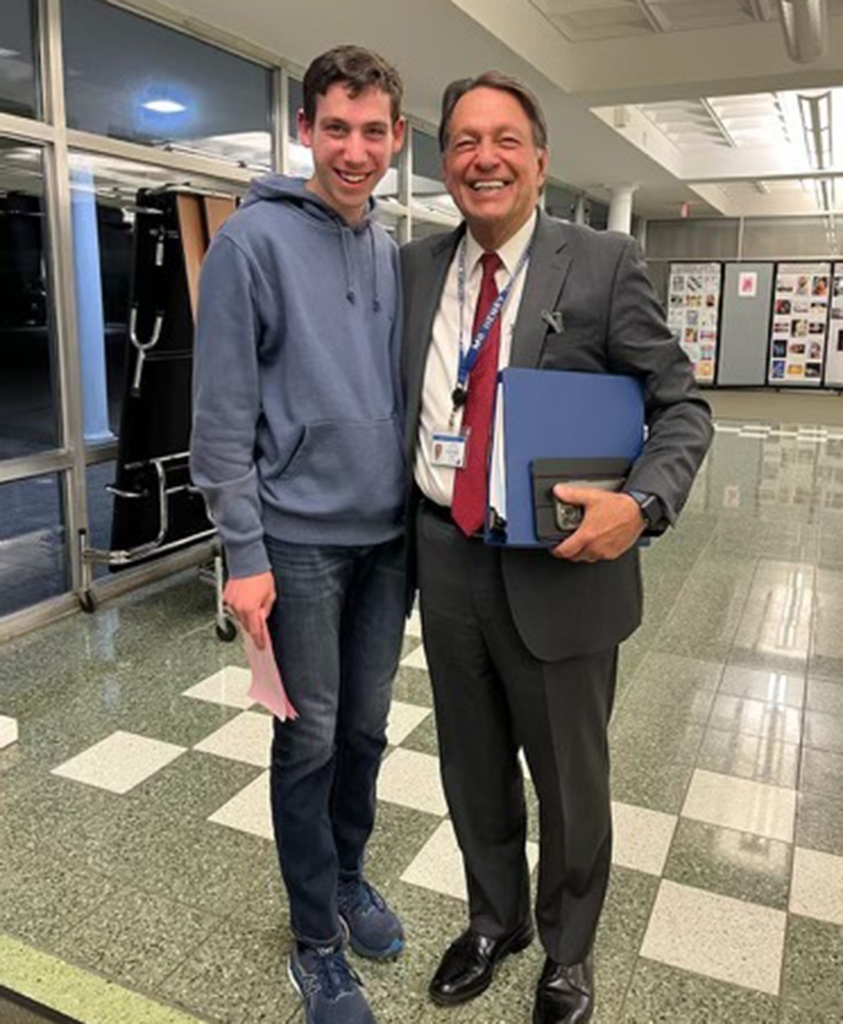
[465, 208, 538, 277]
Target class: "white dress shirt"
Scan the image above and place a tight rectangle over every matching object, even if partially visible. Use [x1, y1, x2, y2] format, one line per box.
[415, 210, 537, 508]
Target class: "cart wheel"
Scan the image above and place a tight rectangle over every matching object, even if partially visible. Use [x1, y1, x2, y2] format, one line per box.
[80, 590, 98, 614]
[216, 618, 238, 643]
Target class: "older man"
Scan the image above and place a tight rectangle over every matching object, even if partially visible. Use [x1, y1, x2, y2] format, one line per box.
[400, 72, 712, 1024]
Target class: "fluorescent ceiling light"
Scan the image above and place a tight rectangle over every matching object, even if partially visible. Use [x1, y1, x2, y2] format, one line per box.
[0, 48, 21, 58]
[813, 176, 836, 212]
[142, 99, 186, 114]
[798, 91, 833, 170]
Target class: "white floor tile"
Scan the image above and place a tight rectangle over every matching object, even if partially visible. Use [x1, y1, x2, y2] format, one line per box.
[193, 710, 273, 768]
[387, 700, 431, 747]
[400, 644, 428, 671]
[51, 731, 185, 794]
[682, 769, 796, 843]
[405, 610, 423, 639]
[377, 747, 446, 816]
[400, 819, 539, 902]
[182, 666, 254, 709]
[611, 801, 677, 876]
[0, 715, 18, 749]
[208, 771, 273, 841]
[790, 847, 843, 925]
[641, 879, 786, 995]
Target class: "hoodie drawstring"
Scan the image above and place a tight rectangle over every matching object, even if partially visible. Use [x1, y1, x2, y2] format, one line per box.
[247, 174, 382, 312]
[369, 224, 381, 313]
[340, 222, 381, 312]
[340, 227, 356, 305]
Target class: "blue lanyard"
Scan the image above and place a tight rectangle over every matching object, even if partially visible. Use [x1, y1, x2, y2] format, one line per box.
[452, 235, 532, 414]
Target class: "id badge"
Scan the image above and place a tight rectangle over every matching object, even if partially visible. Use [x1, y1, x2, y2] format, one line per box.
[431, 429, 470, 469]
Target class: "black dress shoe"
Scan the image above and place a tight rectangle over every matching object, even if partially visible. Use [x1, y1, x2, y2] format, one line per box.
[429, 923, 534, 1006]
[533, 954, 594, 1024]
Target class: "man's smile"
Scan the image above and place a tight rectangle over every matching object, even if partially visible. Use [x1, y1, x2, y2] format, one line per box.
[469, 179, 510, 192]
[335, 169, 370, 185]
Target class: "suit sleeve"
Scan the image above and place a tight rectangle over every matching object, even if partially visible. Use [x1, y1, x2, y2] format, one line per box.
[605, 237, 713, 524]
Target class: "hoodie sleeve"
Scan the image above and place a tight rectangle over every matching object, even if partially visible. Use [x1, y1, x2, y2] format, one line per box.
[190, 234, 270, 578]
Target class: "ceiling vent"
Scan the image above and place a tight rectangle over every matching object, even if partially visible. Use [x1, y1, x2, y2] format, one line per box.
[777, 0, 829, 63]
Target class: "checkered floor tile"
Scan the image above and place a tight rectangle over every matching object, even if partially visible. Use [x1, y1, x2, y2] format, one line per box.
[19, 414, 843, 1024]
[51, 731, 186, 794]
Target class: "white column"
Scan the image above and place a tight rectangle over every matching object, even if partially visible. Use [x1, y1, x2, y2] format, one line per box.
[574, 194, 587, 225]
[608, 185, 636, 234]
[634, 216, 648, 253]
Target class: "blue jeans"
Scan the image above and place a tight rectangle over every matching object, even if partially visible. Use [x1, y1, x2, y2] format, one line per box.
[264, 534, 406, 946]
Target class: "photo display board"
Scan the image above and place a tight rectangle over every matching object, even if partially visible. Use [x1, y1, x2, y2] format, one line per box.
[768, 262, 830, 386]
[825, 265, 843, 387]
[667, 262, 722, 384]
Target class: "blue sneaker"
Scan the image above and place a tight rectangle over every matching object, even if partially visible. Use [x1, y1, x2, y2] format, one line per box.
[288, 944, 376, 1024]
[337, 878, 405, 960]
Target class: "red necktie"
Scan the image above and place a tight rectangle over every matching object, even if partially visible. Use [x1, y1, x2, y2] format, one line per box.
[451, 251, 503, 537]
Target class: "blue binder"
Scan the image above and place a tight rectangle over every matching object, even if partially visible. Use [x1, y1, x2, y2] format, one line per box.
[486, 368, 645, 547]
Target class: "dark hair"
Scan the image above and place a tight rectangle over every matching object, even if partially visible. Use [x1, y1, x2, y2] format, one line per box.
[439, 71, 548, 152]
[302, 45, 403, 126]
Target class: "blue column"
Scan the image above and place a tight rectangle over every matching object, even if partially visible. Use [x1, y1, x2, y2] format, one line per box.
[71, 166, 114, 444]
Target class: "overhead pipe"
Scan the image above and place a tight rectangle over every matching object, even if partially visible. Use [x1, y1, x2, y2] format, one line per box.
[777, 0, 829, 64]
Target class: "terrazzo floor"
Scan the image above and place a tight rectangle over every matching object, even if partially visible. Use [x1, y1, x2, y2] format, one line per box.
[1, 419, 843, 1023]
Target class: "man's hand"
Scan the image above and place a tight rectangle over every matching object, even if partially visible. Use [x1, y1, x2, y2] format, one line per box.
[223, 571, 276, 648]
[550, 486, 644, 563]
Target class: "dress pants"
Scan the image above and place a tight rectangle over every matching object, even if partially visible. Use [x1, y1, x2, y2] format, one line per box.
[416, 502, 617, 965]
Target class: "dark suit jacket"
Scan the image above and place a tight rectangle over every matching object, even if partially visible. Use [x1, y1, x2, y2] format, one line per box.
[401, 211, 713, 662]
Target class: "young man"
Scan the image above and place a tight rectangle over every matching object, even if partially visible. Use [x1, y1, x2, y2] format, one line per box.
[401, 74, 712, 1024]
[191, 46, 407, 1024]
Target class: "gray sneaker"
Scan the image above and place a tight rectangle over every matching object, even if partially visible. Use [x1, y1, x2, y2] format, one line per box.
[288, 944, 376, 1024]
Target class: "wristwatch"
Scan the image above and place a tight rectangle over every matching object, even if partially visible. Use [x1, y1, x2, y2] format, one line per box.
[627, 490, 664, 531]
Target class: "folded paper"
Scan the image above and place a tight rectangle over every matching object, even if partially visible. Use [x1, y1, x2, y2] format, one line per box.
[244, 632, 299, 722]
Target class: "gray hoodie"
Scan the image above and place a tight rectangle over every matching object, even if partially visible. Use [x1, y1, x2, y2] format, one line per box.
[190, 175, 404, 578]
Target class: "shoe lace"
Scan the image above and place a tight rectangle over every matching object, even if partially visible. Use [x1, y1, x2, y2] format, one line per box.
[301, 949, 361, 1002]
[340, 878, 386, 916]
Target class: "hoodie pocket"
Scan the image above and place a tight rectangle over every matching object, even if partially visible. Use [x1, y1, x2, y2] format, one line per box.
[279, 416, 405, 520]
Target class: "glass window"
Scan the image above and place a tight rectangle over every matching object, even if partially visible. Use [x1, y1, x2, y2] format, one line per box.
[0, 141, 60, 459]
[85, 460, 114, 579]
[588, 201, 609, 231]
[0, 473, 68, 616]
[545, 181, 578, 222]
[412, 128, 457, 220]
[68, 151, 247, 445]
[0, 0, 38, 119]
[288, 76, 304, 142]
[287, 76, 315, 177]
[62, 0, 272, 170]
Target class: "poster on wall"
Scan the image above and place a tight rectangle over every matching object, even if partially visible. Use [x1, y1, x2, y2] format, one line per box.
[768, 262, 830, 386]
[825, 265, 843, 387]
[667, 262, 722, 384]
[739, 271, 758, 298]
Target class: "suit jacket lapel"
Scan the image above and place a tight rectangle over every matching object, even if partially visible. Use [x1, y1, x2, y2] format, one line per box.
[511, 211, 572, 369]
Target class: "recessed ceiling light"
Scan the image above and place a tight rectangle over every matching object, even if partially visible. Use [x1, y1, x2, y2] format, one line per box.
[142, 99, 186, 114]
[0, 48, 21, 59]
